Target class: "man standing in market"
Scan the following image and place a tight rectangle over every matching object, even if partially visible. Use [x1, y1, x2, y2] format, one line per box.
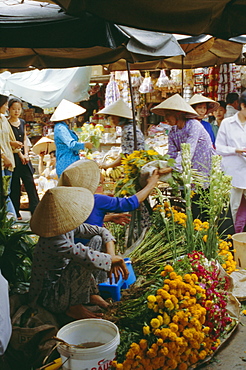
[224, 92, 239, 118]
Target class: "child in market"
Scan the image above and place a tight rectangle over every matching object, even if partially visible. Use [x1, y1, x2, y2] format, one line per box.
[37, 150, 58, 193]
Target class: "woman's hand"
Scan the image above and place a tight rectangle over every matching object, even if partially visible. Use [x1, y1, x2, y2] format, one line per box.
[108, 255, 129, 283]
[10, 141, 23, 149]
[84, 142, 93, 150]
[19, 152, 29, 164]
[3, 156, 12, 168]
[104, 213, 131, 225]
[236, 148, 246, 154]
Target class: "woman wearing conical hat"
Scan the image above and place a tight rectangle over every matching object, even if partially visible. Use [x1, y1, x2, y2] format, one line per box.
[29, 186, 128, 320]
[97, 99, 145, 169]
[51, 99, 93, 178]
[189, 94, 219, 146]
[152, 94, 215, 220]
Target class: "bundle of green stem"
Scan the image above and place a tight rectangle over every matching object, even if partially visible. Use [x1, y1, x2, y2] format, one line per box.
[128, 226, 186, 276]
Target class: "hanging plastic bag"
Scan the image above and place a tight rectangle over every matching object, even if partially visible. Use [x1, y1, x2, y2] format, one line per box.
[156, 69, 169, 88]
[139, 72, 154, 94]
[105, 72, 120, 106]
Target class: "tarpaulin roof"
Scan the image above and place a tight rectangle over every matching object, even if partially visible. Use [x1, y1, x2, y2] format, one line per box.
[0, 67, 92, 108]
[0, 0, 184, 69]
[106, 35, 244, 71]
[53, 0, 246, 40]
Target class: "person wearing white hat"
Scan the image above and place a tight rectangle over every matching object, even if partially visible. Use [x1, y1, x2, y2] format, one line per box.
[189, 94, 219, 146]
[152, 94, 215, 220]
[51, 99, 93, 177]
[29, 186, 129, 320]
[97, 99, 145, 169]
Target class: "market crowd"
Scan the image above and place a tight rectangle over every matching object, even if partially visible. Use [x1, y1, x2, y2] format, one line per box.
[0, 89, 246, 358]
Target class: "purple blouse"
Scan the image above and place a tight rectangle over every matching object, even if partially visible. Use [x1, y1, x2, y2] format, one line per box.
[167, 119, 215, 179]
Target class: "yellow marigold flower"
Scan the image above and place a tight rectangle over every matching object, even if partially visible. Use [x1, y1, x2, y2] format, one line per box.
[164, 264, 174, 272]
[169, 323, 179, 332]
[164, 299, 174, 310]
[202, 235, 208, 242]
[130, 343, 140, 354]
[163, 284, 170, 291]
[242, 310, 246, 315]
[178, 363, 188, 370]
[159, 348, 168, 357]
[183, 274, 192, 283]
[189, 354, 198, 364]
[169, 271, 178, 280]
[147, 295, 157, 303]
[157, 315, 164, 325]
[203, 326, 210, 334]
[191, 273, 198, 282]
[157, 338, 163, 346]
[153, 305, 159, 313]
[205, 300, 213, 308]
[147, 348, 157, 358]
[150, 318, 161, 329]
[116, 364, 124, 369]
[139, 339, 148, 350]
[147, 302, 154, 310]
[143, 325, 150, 335]
[202, 221, 209, 229]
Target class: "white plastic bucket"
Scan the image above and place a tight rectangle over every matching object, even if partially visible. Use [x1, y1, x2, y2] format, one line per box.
[232, 232, 246, 268]
[56, 319, 120, 370]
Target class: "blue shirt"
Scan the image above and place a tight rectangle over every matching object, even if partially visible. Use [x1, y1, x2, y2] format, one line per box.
[201, 120, 215, 146]
[78, 193, 139, 244]
[54, 121, 85, 177]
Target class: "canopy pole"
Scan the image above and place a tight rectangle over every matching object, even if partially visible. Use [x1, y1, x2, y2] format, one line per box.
[181, 55, 184, 97]
[0, 149, 4, 209]
[126, 61, 137, 150]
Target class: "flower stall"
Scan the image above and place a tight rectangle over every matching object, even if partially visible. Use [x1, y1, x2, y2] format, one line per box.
[104, 144, 240, 370]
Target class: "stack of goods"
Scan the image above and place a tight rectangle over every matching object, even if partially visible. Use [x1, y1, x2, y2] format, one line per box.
[193, 68, 210, 96]
[217, 64, 241, 101]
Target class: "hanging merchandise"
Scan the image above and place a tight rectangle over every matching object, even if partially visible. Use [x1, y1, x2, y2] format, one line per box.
[193, 68, 205, 94]
[241, 66, 246, 88]
[217, 63, 241, 101]
[156, 69, 170, 88]
[208, 66, 219, 100]
[139, 71, 154, 94]
[104, 72, 120, 107]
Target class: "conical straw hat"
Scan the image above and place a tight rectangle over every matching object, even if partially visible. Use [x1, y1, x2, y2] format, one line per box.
[58, 159, 100, 194]
[189, 94, 219, 114]
[152, 93, 198, 117]
[50, 99, 86, 122]
[30, 186, 94, 237]
[97, 99, 133, 119]
[32, 136, 56, 155]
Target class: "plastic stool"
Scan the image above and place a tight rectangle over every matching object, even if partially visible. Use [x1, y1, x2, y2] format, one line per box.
[98, 258, 136, 301]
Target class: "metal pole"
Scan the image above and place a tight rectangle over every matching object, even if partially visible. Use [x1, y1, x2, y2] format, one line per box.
[126, 61, 137, 150]
[181, 55, 184, 97]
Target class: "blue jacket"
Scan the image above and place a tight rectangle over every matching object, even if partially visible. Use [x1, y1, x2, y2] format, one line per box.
[54, 121, 85, 177]
[77, 193, 139, 244]
[201, 120, 216, 146]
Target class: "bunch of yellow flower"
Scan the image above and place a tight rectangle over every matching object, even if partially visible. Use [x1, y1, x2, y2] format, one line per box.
[113, 265, 220, 370]
[218, 237, 237, 274]
[193, 219, 209, 232]
[115, 150, 169, 197]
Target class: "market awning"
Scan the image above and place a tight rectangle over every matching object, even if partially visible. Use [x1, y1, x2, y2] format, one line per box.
[0, 0, 184, 69]
[52, 0, 246, 40]
[106, 36, 244, 71]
